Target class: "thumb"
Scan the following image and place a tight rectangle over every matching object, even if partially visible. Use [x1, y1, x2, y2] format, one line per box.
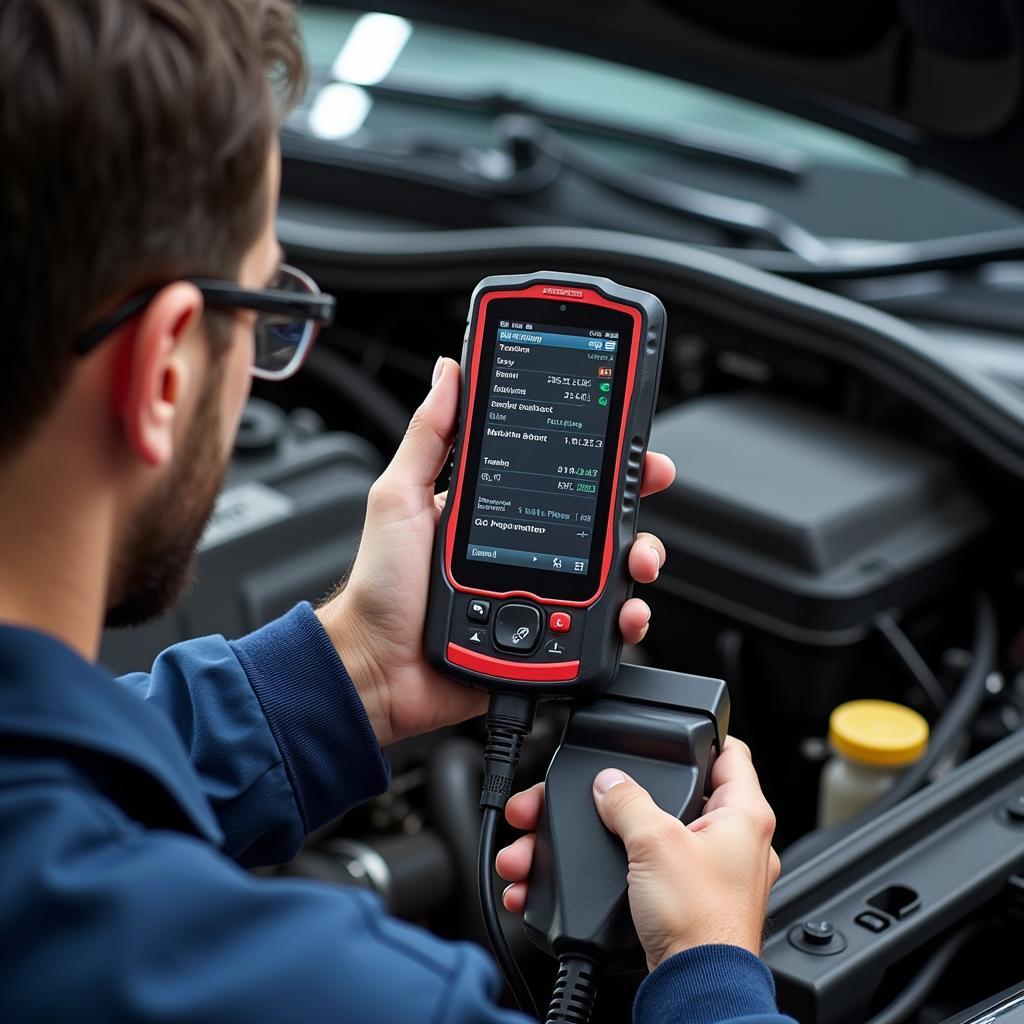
[382, 356, 460, 490]
[593, 769, 680, 856]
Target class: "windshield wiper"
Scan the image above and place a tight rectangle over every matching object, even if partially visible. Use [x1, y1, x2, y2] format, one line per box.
[495, 114, 833, 263]
[299, 69, 827, 261]
[496, 117, 1024, 277]
[295, 71, 1024, 281]
[309, 67, 806, 182]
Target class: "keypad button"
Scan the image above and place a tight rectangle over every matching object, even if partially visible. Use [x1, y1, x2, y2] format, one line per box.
[467, 599, 490, 623]
[451, 622, 492, 652]
[543, 637, 570, 657]
[549, 612, 572, 633]
[494, 603, 541, 654]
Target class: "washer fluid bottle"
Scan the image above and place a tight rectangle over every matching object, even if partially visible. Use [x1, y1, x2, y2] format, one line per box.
[817, 699, 929, 828]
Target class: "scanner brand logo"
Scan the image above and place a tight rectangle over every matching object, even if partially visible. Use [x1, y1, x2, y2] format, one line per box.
[542, 287, 584, 298]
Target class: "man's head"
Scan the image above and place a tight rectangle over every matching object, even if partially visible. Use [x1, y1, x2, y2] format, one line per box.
[0, 0, 305, 626]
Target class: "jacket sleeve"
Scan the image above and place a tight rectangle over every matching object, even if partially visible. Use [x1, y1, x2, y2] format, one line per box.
[116, 602, 390, 866]
[633, 945, 797, 1024]
[4, 788, 526, 1024]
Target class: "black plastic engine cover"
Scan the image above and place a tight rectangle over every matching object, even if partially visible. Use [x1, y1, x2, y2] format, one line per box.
[640, 391, 990, 647]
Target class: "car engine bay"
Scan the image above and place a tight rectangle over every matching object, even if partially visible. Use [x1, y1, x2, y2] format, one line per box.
[99, 190, 1024, 1022]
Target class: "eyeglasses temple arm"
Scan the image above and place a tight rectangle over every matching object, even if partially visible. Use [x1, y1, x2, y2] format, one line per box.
[74, 291, 159, 355]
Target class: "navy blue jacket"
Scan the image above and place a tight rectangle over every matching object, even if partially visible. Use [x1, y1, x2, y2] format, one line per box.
[0, 602, 793, 1023]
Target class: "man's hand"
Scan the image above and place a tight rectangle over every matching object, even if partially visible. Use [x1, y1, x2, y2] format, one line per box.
[496, 738, 781, 972]
[316, 357, 677, 747]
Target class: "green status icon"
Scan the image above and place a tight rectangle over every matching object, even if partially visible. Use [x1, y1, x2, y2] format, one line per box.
[598, 395, 609, 407]
[599, 382, 611, 392]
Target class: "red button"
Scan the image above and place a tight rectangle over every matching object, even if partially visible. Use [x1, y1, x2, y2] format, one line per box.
[549, 612, 572, 633]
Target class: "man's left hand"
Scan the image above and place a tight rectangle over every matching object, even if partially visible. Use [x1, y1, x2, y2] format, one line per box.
[316, 357, 676, 747]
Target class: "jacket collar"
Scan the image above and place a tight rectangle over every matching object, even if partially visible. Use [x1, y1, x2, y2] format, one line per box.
[0, 622, 223, 845]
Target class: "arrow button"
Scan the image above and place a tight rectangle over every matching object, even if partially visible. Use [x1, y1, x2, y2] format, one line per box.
[467, 600, 490, 623]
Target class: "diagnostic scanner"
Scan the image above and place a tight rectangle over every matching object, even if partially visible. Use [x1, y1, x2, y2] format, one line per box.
[426, 271, 666, 697]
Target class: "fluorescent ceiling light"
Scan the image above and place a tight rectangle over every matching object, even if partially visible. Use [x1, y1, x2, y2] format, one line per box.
[308, 82, 373, 140]
[331, 12, 412, 86]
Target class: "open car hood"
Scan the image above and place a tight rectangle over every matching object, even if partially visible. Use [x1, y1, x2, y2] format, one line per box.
[328, 0, 1024, 210]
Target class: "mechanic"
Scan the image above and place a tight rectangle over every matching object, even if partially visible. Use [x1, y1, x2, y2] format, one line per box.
[0, 2, 789, 1022]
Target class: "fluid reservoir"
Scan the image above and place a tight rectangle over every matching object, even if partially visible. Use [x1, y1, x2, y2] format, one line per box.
[817, 700, 929, 828]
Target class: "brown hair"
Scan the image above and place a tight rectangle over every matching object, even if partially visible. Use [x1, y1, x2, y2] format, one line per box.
[0, 0, 306, 456]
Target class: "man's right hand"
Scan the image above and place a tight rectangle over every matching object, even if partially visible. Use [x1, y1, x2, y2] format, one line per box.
[495, 737, 781, 973]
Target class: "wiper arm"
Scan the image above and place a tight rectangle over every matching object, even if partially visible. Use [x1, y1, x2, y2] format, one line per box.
[313, 68, 806, 182]
[297, 71, 1024, 280]
[301, 67, 833, 260]
[495, 118, 1024, 277]
[496, 115, 834, 263]
[294, 72, 829, 263]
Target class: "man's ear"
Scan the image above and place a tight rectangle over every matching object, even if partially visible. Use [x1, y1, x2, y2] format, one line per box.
[116, 282, 204, 468]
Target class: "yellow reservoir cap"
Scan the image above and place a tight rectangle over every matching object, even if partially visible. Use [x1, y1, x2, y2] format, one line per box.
[829, 700, 929, 767]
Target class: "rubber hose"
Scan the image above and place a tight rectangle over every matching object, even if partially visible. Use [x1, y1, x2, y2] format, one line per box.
[303, 345, 410, 449]
[864, 923, 984, 1024]
[428, 738, 486, 940]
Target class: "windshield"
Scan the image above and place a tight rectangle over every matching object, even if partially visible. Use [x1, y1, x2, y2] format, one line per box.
[292, 7, 1023, 246]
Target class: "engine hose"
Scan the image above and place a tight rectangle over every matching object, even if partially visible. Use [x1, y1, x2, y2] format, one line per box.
[784, 593, 998, 871]
[302, 345, 410, 449]
[428, 738, 486, 941]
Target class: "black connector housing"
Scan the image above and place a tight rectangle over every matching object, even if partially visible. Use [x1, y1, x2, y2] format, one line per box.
[523, 664, 729, 970]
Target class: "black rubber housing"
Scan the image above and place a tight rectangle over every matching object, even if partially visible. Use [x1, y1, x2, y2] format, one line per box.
[522, 664, 729, 969]
[425, 271, 667, 697]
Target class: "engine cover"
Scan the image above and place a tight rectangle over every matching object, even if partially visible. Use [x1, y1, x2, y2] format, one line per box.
[641, 391, 990, 647]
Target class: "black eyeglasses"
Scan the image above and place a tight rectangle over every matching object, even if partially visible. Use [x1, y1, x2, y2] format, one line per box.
[75, 264, 337, 381]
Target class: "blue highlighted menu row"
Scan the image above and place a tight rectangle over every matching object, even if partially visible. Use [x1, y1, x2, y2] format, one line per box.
[467, 544, 590, 575]
[497, 328, 617, 353]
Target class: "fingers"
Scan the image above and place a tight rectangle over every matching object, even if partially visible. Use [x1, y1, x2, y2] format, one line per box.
[593, 769, 684, 858]
[621, 531, 665, 642]
[699, 738, 777, 839]
[619, 598, 651, 644]
[497, 784, 544, 916]
[495, 833, 535, 884]
[503, 882, 528, 913]
[629, 532, 666, 584]
[708, 738, 766, 798]
[379, 357, 460, 492]
[640, 452, 676, 498]
[505, 781, 544, 831]
[769, 848, 781, 885]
